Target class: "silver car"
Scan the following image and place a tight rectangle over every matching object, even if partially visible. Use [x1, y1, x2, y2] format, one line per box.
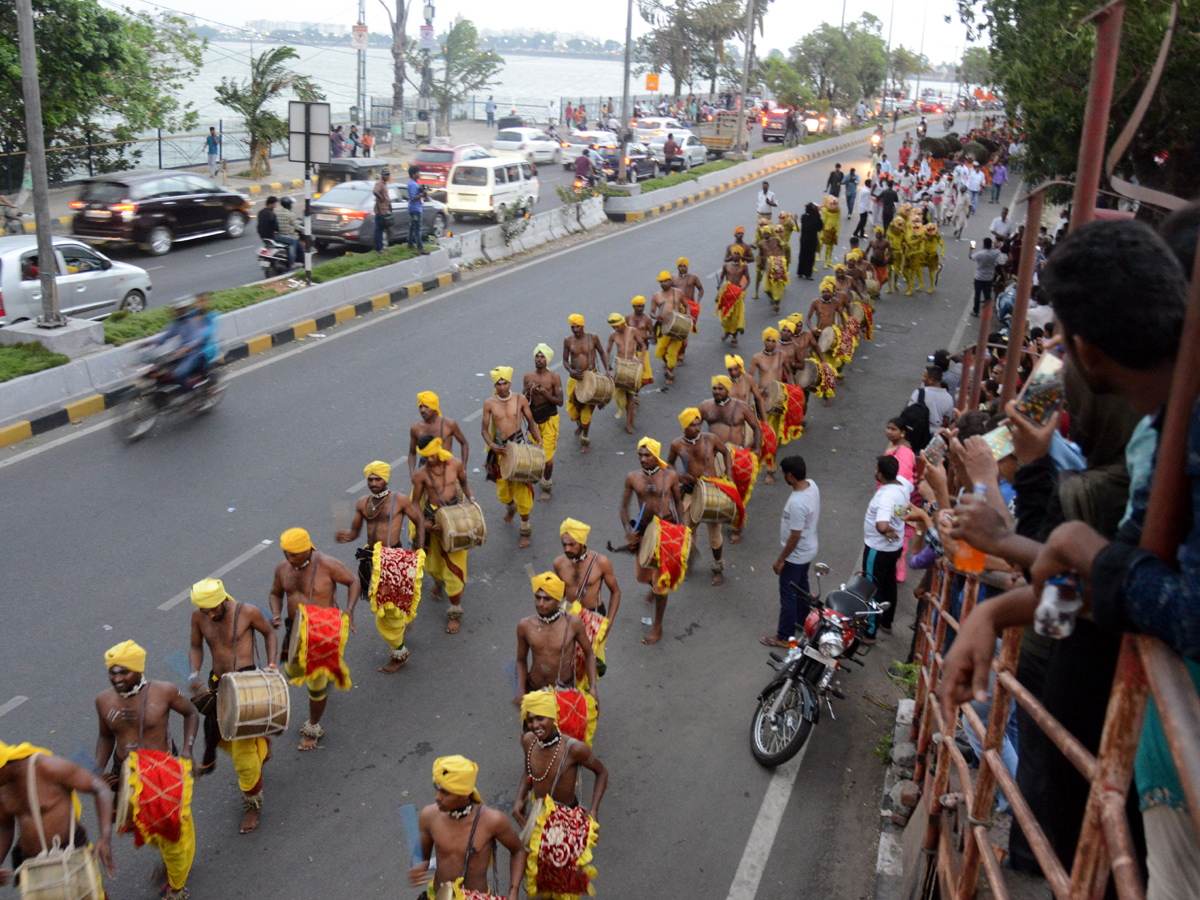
[646, 133, 708, 172]
[0, 235, 152, 326]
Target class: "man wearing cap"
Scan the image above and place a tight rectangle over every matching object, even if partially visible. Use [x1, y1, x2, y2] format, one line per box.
[523, 344, 563, 501]
[554, 518, 621, 624]
[337, 461, 425, 674]
[724, 225, 754, 267]
[0, 742, 115, 890]
[408, 391, 470, 480]
[604, 314, 645, 434]
[650, 271, 687, 387]
[95, 641, 198, 898]
[411, 435, 476, 633]
[672, 257, 704, 365]
[715, 247, 749, 347]
[268, 528, 357, 753]
[669, 408, 735, 585]
[188, 578, 278, 831]
[482, 367, 542, 549]
[700, 375, 764, 500]
[562, 315, 609, 452]
[410, 755, 526, 900]
[627, 296, 656, 387]
[516, 572, 598, 702]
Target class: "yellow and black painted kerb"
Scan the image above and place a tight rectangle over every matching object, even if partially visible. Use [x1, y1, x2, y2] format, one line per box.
[0, 271, 457, 449]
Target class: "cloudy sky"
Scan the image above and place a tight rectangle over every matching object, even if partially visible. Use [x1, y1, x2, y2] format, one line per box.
[126, 0, 981, 67]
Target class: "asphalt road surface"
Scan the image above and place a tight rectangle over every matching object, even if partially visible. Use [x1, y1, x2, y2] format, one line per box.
[0, 125, 1012, 900]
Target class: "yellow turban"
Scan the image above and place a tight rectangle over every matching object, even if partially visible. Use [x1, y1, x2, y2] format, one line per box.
[364, 460, 391, 481]
[778, 319, 793, 333]
[190, 577, 230, 609]
[416, 390, 440, 413]
[787, 313, 803, 327]
[734, 225, 745, 235]
[631, 295, 646, 307]
[568, 314, 585, 328]
[725, 354, 744, 370]
[762, 327, 779, 341]
[417, 437, 453, 462]
[521, 690, 559, 722]
[712, 375, 733, 392]
[677, 257, 689, 267]
[834, 264, 846, 274]
[820, 277, 837, 292]
[490, 366, 513, 384]
[560, 518, 591, 545]
[657, 270, 672, 282]
[0, 742, 52, 770]
[678, 407, 701, 429]
[637, 436, 667, 468]
[847, 249, 864, 262]
[105, 640, 146, 673]
[531, 571, 566, 601]
[534, 343, 555, 365]
[607, 313, 626, 327]
[432, 755, 482, 802]
[280, 528, 313, 554]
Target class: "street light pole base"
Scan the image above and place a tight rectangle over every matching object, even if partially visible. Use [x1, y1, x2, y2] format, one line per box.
[0, 316, 105, 358]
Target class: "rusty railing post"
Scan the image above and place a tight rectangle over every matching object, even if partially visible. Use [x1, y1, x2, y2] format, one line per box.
[999, 188, 1045, 408]
[1069, 1, 1126, 230]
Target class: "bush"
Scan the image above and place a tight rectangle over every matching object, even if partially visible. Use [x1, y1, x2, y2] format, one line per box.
[638, 158, 736, 193]
[0, 342, 72, 383]
[961, 141, 989, 163]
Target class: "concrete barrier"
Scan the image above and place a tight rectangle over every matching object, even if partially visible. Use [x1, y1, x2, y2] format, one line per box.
[581, 197, 607, 229]
[458, 230, 484, 265]
[480, 224, 511, 261]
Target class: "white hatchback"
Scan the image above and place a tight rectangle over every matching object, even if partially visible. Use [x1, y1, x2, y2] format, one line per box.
[631, 117, 692, 144]
[559, 131, 617, 170]
[491, 127, 560, 164]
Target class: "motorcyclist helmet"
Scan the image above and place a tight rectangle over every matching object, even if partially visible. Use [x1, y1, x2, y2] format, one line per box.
[280, 196, 294, 210]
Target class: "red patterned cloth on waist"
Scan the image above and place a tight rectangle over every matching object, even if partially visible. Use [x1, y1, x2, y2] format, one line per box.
[759, 419, 778, 471]
[127, 750, 189, 846]
[717, 282, 743, 318]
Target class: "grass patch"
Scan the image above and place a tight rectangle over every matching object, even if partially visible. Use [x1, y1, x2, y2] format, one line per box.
[887, 661, 921, 699]
[0, 342, 72, 383]
[637, 158, 737, 194]
[874, 732, 894, 765]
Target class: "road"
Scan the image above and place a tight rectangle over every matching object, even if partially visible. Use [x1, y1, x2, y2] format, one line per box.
[0, 124, 1010, 900]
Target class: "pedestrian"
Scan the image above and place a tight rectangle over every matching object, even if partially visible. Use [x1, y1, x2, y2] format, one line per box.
[797, 202, 820, 279]
[969, 237, 1008, 315]
[547, 99, 558, 128]
[331, 126, 345, 159]
[485, 95, 496, 128]
[825, 163, 843, 198]
[756, 180, 777, 225]
[844, 167, 859, 218]
[990, 206, 1015, 248]
[861, 454, 912, 640]
[909, 364, 955, 434]
[852, 179, 872, 238]
[990, 160, 1008, 203]
[761, 455, 820, 648]
[361, 128, 374, 157]
[879, 178, 900, 233]
[348, 124, 360, 158]
[891, 106, 899, 133]
[204, 127, 221, 177]
[967, 161, 986, 213]
[564, 101, 574, 130]
[405, 164, 425, 255]
[372, 169, 392, 253]
[878, 154, 892, 176]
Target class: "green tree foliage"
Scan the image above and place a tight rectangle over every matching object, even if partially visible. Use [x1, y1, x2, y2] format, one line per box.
[634, 0, 769, 96]
[791, 14, 888, 107]
[888, 46, 928, 96]
[759, 57, 815, 108]
[0, 0, 203, 181]
[215, 46, 323, 179]
[407, 20, 503, 136]
[957, 46, 993, 87]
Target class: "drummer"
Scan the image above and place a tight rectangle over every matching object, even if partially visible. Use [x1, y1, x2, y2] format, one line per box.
[407, 391, 469, 479]
[671, 257, 704, 364]
[726, 353, 776, 488]
[94, 640, 198, 899]
[523, 343, 563, 501]
[268, 528, 358, 753]
[619, 438, 687, 645]
[748, 327, 792, 399]
[516, 572, 598, 700]
[699, 376, 763, 523]
[562, 314, 609, 453]
[604, 313, 646, 435]
[715, 247, 749, 347]
[627, 296, 656, 387]
[336, 461, 425, 674]
[411, 435, 476, 634]
[724, 225, 754, 267]
[554, 518, 621, 689]
[757, 226, 788, 310]
[867, 226, 892, 290]
[668, 408, 734, 586]
[482, 366, 542, 549]
[650, 271, 686, 387]
[188, 578, 278, 833]
[806, 279, 844, 405]
[776, 319, 802, 375]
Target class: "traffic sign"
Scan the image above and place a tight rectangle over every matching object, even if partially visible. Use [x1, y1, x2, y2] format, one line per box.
[419, 24, 435, 50]
[288, 101, 331, 166]
[646, 73, 659, 92]
[351, 24, 369, 50]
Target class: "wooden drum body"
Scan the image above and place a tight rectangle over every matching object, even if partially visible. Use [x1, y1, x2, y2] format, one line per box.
[764, 381, 787, 417]
[636, 518, 661, 568]
[575, 370, 615, 407]
[435, 501, 487, 552]
[796, 359, 818, 389]
[612, 357, 642, 392]
[499, 442, 546, 484]
[217, 668, 290, 741]
[851, 301, 867, 324]
[688, 481, 738, 526]
[664, 310, 692, 342]
[114, 756, 135, 833]
[818, 326, 837, 354]
[17, 852, 102, 900]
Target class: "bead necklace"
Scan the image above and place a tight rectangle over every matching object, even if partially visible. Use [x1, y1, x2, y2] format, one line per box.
[526, 736, 563, 783]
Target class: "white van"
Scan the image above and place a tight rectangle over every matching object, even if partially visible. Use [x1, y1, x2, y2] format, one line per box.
[445, 158, 540, 221]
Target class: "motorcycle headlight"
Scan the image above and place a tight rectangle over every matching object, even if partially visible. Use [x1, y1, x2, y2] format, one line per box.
[817, 630, 845, 659]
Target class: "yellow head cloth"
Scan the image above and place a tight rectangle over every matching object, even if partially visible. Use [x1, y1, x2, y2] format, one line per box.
[725, 353, 744, 370]
[778, 319, 793, 333]
[607, 313, 626, 327]
[521, 690, 559, 722]
[105, 640, 146, 673]
[531, 571, 566, 602]
[416, 390, 440, 413]
[820, 277, 837, 292]
[631, 295, 646, 308]
[560, 518, 591, 545]
[417, 437, 454, 462]
[847, 249, 864, 262]
[730, 245, 745, 259]
[490, 366, 513, 384]
[874, 226, 884, 236]
[280, 528, 314, 554]
[190, 577, 231, 609]
[657, 270, 672, 282]
[568, 314, 585, 328]
[712, 375, 733, 392]
[432, 755, 482, 803]
[678, 407, 701, 429]
[787, 313, 803, 328]
[534, 343, 555, 365]
[677, 257, 689, 268]
[0, 742, 52, 769]
[734, 225, 745, 235]
[363, 460, 391, 482]
[637, 436, 667, 468]
[834, 264, 846, 274]
[762, 327, 779, 341]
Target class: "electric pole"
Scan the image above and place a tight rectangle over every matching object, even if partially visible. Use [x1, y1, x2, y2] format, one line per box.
[619, 0, 633, 183]
[734, 0, 755, 157]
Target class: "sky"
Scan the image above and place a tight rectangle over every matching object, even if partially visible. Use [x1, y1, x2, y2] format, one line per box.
[125, 0, 981, 68]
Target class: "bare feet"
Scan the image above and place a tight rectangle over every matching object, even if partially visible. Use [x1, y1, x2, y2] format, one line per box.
[504, 503, 516, 524]
[240, 808, 260, 834]
[298, 734, 319, 751]
[624, 423, 635, 434]
[379, 656, 408, 674]
[730, 531, 741, 544]
[642, 627, 663, 645]
[446, 610, 462, 634]
[432, 582, 444, 600]
[580, 440, 590, 454]
[764, 471, 775, 485]
[711, 571, 725, 586]
[519, 533, 532, 548]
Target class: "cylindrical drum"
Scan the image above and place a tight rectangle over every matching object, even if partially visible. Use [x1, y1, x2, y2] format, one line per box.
[575, 369, 615, 407]
[636, 518, 661, 568]
[795, 359, 819, 390]
[818, 326, 837, 354]
[764, 381, 787, 416]
[664, 310, 692, 341]
[612, 357, 642, 391]
[217, 668, 291, 741]
[435, 501, 488, 552]
[687, 480, 738, 525]
[499, 442, 547, 484]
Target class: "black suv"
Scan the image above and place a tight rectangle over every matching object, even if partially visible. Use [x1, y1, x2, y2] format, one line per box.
[71, 170, 250, 256]
[761, 108, 790, 142]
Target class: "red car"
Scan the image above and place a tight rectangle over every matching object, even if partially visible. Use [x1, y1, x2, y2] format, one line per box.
[414, 144, 493, 191]
[919, 101, 945, 114]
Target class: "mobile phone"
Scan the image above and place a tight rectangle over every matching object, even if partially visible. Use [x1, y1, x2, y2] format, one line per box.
[970, 239, 977, 250]
[982, 425, 1015, 461]
[1015, 352, 1064, 426]
[923, 434, 948, 467]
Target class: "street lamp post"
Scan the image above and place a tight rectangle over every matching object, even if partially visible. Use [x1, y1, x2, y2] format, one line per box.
[619, 0, 633, 184]
[422, 1, 435, 141]
[734, 0, 755, 157]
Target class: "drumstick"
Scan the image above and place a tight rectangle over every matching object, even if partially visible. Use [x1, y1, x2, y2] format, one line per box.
[164, 650, 192, 683]
[398, 804, 424, 867]
[505, 658, 520, 698]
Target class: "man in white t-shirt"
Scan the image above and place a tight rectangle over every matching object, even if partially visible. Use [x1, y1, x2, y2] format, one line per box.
[909, 365, 955, 433]
[762, 455, 820, 648]
[861, 455, 913, 640]
[990, 207, 1015, 246]
[756, 181, 778, 221]
[966, 163, 987, 213]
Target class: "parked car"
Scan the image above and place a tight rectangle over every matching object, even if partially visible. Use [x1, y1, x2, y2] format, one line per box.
[491, 127, 560, 164]
[314, 158, 391, 194]
[559, 131, 617, 170]
[0, 235, 152, 325]
[495, 114, 526, 130]
[414, 144, 493, 192]
[631, 117, 692, 144]
[309, 181, 447, 252]
[445, 158, 540, 221]
[646, 133, 708, 171]
[70, 170, 249, 257]
[760, 107, 790, 142]
[599, 142, 658, 183]
[919, 100, 945, 114]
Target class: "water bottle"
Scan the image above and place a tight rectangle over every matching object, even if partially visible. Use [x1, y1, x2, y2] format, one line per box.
[953, 482, 988, 573]
[1034, 574, 1084, 639]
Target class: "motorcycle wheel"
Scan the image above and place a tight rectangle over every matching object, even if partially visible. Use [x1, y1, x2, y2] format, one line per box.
[117, 394, 158, 443]
[749, 679, 814, 767]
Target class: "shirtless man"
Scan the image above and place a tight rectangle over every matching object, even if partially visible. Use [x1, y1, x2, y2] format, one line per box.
[672, 257, 704, 363]
[776, 319, 802, 375]
[337, 460, 425, 673]
[482, 366, 542, 548]
[411, 434, 477, 632]
[0, 744, 115, 890]
[188, 577, 279, 831]
[605, 314, 646, 434]
[749, 327, 792, 392]
[523, 343, 563, 500]
[408, 390, 469, 479]
[95, 641, 198, 898]
[726, 353, 767, 421]
[806, 280, 844, 406]
[628, 296, 656, 387]
[755, 226, 785, 304]
[562, 314, 609, 451]
[409, 755, 526, 900]
[650, 271, 687, 386]
[554, 518, 621, 623]
[715, 248, 749, 346]
[668, 408, 733, 584]
[515, 572, 598, 704]
[699, 376, 763, 494]
[724, 225, 754, 266]
[620, 438, 684, 645]
[268, 528, 358, 752]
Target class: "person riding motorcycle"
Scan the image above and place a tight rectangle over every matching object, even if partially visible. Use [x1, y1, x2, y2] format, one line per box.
[152, 296, 214, 388]
[275, 197, 302, 268]
[917, 116, 928, 139]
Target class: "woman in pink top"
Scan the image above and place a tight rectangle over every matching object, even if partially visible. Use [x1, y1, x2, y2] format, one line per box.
[884, 417, 916, 580]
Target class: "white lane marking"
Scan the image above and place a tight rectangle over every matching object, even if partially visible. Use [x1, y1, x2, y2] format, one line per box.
[157, 540, 274, 611]
[0, 696, 28, 718]
[724, 748, 807, 900]
[146, 266, 166, 272]
[204, 245, 254, 258]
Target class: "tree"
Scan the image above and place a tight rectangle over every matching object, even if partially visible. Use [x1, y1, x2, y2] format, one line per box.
[378, 0, 413, 153]
[215, 47, 323, 179]
[406, 20, 503, 136]
[888, 46, 927, 97]
[790, 15, 888, 107]
[957, 46, 992, 88]
[758, 57, 815, 108]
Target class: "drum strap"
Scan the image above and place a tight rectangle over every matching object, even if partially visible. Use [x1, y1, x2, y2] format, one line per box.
[136, 687, 147, 750]
[574, 553, 598, 606]
[25, 752, 77, 854]
[553, 616, 575, 690]
[460, 804, 484, 883]
[229, 600, 258, 672]
[548, 736, 576, 797]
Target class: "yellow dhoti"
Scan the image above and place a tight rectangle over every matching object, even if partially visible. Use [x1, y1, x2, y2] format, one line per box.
[655, 336, 683, 369]
[425, 535, 467, 597]
[539, 414, 560, 462]
[496, 478, 534, 516]
[220, 736, 268, 794]
[565, 377, 593, 425]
